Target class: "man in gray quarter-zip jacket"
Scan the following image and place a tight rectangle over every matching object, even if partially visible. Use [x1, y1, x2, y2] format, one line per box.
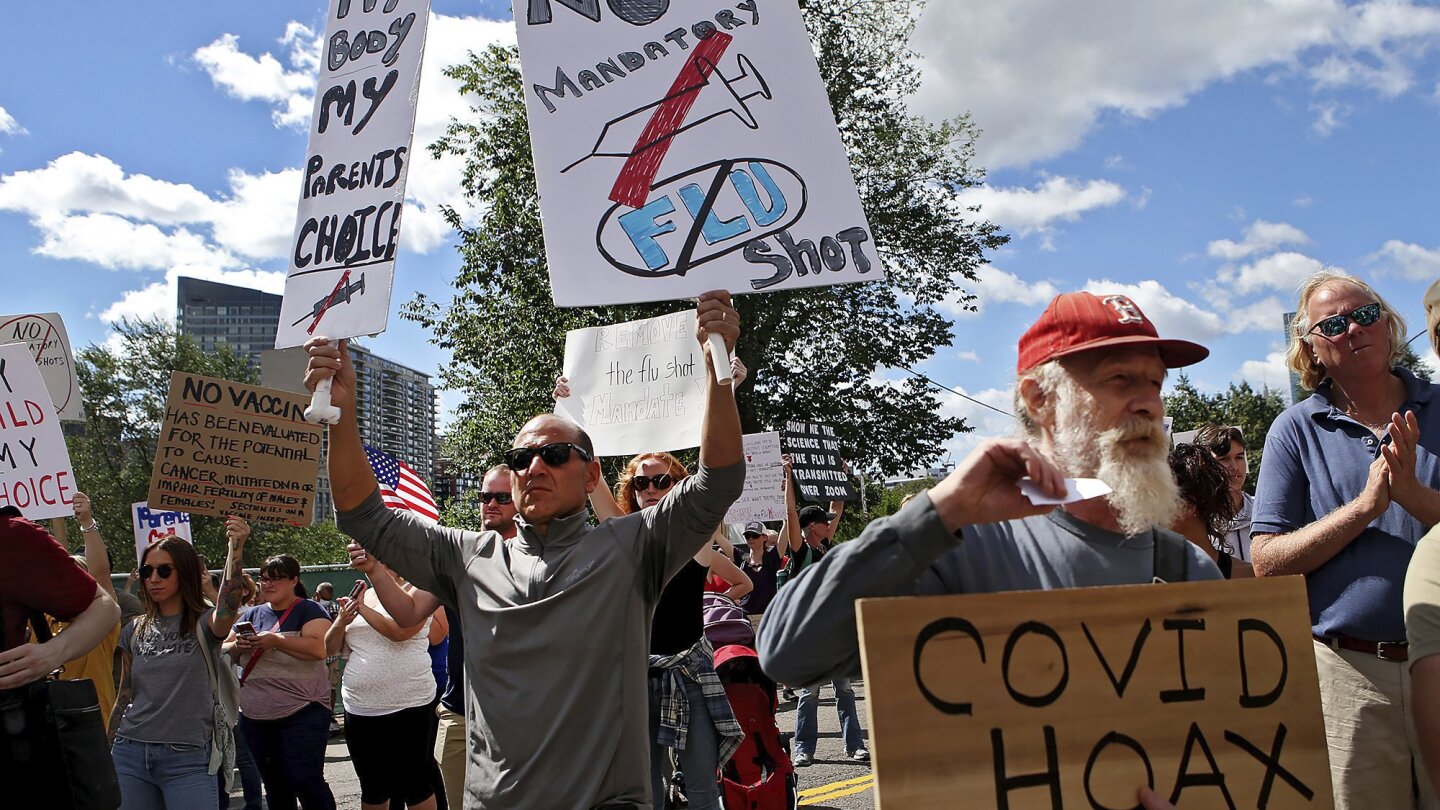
[302, 291, 745, 810]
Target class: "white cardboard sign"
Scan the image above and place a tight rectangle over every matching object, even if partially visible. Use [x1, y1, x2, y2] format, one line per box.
[131, 502, 194, 565]
[0, 344, 76, 519]
[274, 0, 432, 348]
[724, 431, 785, 524]
[554, 310, 707, 456]
[0, 312, 83, 422]
[514, 0, 879, 306]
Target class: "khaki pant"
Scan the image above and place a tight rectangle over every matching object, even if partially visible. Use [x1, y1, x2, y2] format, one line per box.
[1314, 639, 1440, 810]
[436, 703, 467, 810]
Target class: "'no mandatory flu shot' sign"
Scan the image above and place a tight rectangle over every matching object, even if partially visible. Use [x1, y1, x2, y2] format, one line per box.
[0, 312, 83, 422]
[514, 0, 880, 306]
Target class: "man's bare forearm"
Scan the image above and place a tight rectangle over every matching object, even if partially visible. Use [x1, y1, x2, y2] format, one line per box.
[53, 587, 120, 664]
[328, 405, 380, 512]
[1252, 500, 1375, 576]
[698, 370, 743, 470]
[1398, 487, 1440, 529]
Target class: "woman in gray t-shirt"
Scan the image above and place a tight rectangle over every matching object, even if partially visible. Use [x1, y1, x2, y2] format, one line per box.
[111, 526, 247, 810]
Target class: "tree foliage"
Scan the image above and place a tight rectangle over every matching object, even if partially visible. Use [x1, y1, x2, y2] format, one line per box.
[407, 0, 1006, 482]
[1163, 375, 1288, 491]
[63, 319, 347, 569]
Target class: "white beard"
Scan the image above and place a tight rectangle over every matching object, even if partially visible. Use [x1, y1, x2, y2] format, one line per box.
[1048, 380, 1181, 537]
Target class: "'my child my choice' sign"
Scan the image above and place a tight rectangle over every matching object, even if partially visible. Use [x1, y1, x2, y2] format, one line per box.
[858, 577, 1333, 809]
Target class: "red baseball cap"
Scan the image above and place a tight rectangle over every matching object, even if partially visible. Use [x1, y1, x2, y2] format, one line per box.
[1016, 292, 1209, 373]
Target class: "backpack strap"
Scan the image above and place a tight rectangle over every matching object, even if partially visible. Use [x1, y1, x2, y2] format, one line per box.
[1152, 530, 1188, 584]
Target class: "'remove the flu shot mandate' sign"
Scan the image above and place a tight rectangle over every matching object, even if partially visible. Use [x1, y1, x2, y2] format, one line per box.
[275, 0, 432, 348]
[514, 0, 880, 306]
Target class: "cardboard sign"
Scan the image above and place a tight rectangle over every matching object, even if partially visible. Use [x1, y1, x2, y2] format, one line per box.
[781, 420, 855, 501]
[274, 0, 432, 348]
[554, 311, 707, 456]
[514, 0, 880, 306]
[724, 431, 784, 523]
[857, 577, 1333, 809]
[147, 373, 321, 525]
[0, 312, 83, 421]
[131, 502, 194, 565]
[0, 344, 76, 519]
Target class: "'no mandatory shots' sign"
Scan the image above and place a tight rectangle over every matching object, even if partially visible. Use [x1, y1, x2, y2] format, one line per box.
[147, 373, 322, 525]
[515, 0, 880, 306]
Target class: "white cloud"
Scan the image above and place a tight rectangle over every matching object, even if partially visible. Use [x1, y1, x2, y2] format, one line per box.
[942, 266, 1060, 318]
[1081, 278, 1229, 342]
[1368, 239, 1440, 280]
[909, 0, 1440, 168]
[1309, 100, 1349, 135]
[957, 350, 980, 363]
[0, 152, 219, 224]
[0, 106, 23, 136]
[1225, 251, 1328, 295]
[1207, 219, 1311, 260]
[31, 213, 239, 272]
[100, 267, 286, 324]
[193, 31, 317, 128]
[1236, 350, 1293, 393]
[956, 176, 1127, 243]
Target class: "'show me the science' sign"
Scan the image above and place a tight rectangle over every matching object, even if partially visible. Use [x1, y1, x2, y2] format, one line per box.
[781, 420, 855, 501]
[0, 344, 75, 519]
[514, 0, 879, 306]
[857, 577, 1333, 809]
[147, 373, 322, 525]
[554, 310, 707, 456]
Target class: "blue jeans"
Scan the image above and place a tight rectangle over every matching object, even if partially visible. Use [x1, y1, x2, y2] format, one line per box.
[794, 678, 865, 756]
[217, 727, 263, 810]
[239, 702, 336, 810]
[649, 673, 721, 810]
[113, 735, 219, 810]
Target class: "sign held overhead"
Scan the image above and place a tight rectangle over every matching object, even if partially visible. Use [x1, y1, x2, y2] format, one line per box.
[0, 344, 76, 519]
[0, 312, 83, 422]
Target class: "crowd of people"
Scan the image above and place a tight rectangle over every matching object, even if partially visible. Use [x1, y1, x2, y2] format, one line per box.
[2, 275, 1439, 810]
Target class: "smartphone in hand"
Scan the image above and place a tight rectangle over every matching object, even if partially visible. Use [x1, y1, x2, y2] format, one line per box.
[234, 621, 256, 638]
[349, 581, 368, 601]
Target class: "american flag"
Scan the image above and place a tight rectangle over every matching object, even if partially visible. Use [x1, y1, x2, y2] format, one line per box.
[364, 444, 439, 523]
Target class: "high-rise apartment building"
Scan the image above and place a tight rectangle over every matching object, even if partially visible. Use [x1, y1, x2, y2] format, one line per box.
[261, 344, 437, 522]
[176, 277, 282, 366]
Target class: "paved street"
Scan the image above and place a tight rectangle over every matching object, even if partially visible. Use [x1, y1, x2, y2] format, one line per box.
[226, 681, 878, 809]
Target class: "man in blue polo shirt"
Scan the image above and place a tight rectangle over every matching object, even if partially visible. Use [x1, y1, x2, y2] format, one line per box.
[1253, 271, 1440, 810]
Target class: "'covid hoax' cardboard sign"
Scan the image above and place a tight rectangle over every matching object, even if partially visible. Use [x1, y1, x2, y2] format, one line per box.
[147, 373, 322, 525]
[858, 577, 1333, 809]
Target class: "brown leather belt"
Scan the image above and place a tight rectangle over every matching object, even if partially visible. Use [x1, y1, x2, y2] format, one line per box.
[1314, 634, 1408, 662]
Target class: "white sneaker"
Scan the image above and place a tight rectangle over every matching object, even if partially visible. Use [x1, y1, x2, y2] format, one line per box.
[849, 747, 870, 763]
[793, 751, 813, 767]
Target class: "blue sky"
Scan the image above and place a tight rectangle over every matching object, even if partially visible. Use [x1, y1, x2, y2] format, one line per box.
[2, 0, 1437, 471]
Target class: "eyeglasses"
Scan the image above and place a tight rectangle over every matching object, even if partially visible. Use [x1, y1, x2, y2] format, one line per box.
[631, 473, 675, 492]
[503, 442, 593, 471]
[258, 575, 292, 584]
[140, 564, 175, 580]
[1308, 303, 1382, 338]
[479, 491, 513, 505]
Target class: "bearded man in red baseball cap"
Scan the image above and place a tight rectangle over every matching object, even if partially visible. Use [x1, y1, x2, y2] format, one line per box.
[760, 291, 1222, 690]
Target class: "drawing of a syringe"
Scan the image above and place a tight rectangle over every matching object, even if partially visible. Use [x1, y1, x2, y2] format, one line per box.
[560, 53, 771, 174]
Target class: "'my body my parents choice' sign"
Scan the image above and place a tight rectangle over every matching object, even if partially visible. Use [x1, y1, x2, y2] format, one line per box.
[555, 311, 706, 456]
[515, 0, 879, 305]
[148, 373, 322, 525]
[858, 577, 1333, 809]
[275, 0, 432, 348]
[0, 312, 83, 421]
[0, 344, 75, 519]
[782, 420, 855, 501]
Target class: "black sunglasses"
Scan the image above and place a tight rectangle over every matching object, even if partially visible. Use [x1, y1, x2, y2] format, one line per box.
[503, 442, 594, 471]
[632, 473, 675, 492]
[140, 564, 175, 580]
[1308, 303, 1382, 338]
[479, 491, 513, 505]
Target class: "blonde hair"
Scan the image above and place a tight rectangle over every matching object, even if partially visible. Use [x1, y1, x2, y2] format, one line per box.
[615, 452, 689, 514]
[1013, 360, 1071, 441]
[1285, 270, 1407, 391]
[1425, 278, 1440, 358]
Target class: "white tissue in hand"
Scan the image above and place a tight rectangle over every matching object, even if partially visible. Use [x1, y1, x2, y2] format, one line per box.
[1017, 477, 1112, 506]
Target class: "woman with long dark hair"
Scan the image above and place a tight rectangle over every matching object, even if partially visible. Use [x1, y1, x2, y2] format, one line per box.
[224, 554, 335, 810]
[1168, 443, 1253, 579]
[110, 520, 248, 809]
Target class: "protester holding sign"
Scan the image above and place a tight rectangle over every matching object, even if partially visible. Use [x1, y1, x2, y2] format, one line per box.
[308, 291, 744, 809]
[1253, 271, 1440, 810]
[110, 524, 247, 809]
[760, 291, 1221, 685]
[224, 555, 335, 810]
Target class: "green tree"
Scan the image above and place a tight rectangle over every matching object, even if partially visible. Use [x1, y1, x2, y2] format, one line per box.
[1163, 375, 1288, 491]
[407, 0, 1005, 482]
[1396, 343, 1433, 382]
[64, 319, 345, 568]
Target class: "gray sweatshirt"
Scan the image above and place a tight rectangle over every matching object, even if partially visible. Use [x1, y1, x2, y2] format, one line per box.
[338, 461, 744, 810]
[758, 492, 1220, 688]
